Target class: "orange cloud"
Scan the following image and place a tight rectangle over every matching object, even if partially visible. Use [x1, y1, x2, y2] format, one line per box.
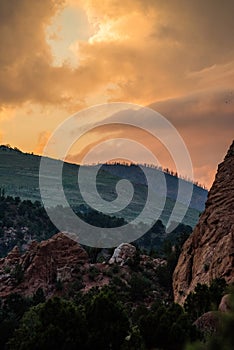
[150, 89, 234, 187]
[34, 131, 51, 154]
[0, 0, 233, 188]
[65, 88, 234, 188]
[1, 0, 234, 108]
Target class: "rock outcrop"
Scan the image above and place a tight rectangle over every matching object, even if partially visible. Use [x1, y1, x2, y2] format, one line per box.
[173, 140, 234, 304]
[194, 311, 220, 336]
[0, 232, 88, 297]
[109, 243, 136, 265]
[194, 295, 233, 336]
[218, 294, 232, 313]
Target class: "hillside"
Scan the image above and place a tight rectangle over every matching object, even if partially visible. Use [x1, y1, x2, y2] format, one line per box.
[0, 145, 207, 229]
[0, 146, 233, 350]
[0, 194, 192, 257]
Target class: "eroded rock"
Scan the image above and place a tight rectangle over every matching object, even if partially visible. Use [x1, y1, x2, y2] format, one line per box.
[0, 232, 88, 298]
[173, 141, 234, 304]
[109, 243, 136, 266]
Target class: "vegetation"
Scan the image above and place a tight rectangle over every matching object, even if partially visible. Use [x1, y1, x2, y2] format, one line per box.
[0, 144, 206, 229]
[8, 297, 87, 350]
[184, 278, 227, 321]
[0, 148, 230, 349]
[0, 278, 231, 349]
[0, 193, 57, 257]
[185, 292, 234, 350]
[0, 212, 232, 350]
[0, 192, 193, 258]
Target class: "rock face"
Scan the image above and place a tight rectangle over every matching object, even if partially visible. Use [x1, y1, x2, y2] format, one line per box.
[109, 243, 136, 266]
[0, 232, 88, 297]
[218, 294, 232, 313]
[194, 311, 220, 336]
[173, 141, 234, 304]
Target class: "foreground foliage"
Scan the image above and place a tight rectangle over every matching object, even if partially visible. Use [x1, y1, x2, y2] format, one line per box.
[5, 290, 197, 350]
[0, 280, 230, 350]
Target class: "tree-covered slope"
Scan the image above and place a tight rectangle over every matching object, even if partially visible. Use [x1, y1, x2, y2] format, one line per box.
[0, 145, 207, 228]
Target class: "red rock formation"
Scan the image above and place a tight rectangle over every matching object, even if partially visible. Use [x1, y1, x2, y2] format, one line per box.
[194, 311, 220, 336]
[4, 246, 20, 265]
[0, 232, 88, 298]
[173, 141, 234, 304]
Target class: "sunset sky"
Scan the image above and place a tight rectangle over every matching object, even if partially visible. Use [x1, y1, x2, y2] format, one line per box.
[0, 0, 234, 188]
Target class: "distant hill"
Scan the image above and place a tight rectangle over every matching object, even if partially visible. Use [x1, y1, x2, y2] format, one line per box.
[101, 163, 207, 212]
[0, 145, 207, 228]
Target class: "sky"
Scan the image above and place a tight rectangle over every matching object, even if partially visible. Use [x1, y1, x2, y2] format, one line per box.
[0, 0, 234, 188]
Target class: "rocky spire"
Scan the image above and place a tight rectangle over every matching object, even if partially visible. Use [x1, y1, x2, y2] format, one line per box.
[173, 141, 234, 304]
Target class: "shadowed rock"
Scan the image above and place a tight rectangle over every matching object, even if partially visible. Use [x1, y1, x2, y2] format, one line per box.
[173, 141, 234, 304]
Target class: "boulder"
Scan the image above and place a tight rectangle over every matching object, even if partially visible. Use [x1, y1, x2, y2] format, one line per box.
[194, 311, 220, 336]
[109, 243, 136, 266]
[218, 294, 232, 313]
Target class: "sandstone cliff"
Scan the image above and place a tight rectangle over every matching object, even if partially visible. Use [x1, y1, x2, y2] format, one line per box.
[173, 140, 234, 304]
[0, 232, 88, 298]
[0, 232, 168, 302]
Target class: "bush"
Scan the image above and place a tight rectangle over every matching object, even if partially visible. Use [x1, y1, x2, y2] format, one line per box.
[139, 302, 199, 350]
[85, 289, 129, 350]
[88, 266, 100, 281]
[11, 263, 24, 285]
[129, 273, 151, 301]
[8, 297, 88, 350]
[185, 292, 234, 350]
[184, 279, 227, 322]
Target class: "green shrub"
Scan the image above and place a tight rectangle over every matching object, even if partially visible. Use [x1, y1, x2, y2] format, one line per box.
[185, 279, 227, 321]
[88, 266, 100, 281]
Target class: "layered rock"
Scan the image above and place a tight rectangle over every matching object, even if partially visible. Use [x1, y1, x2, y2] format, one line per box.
[173, 141, 234, 304]
[0, 232, 88, 297]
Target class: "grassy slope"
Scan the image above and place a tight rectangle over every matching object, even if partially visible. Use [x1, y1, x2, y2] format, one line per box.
[0, 147, 207, 228]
